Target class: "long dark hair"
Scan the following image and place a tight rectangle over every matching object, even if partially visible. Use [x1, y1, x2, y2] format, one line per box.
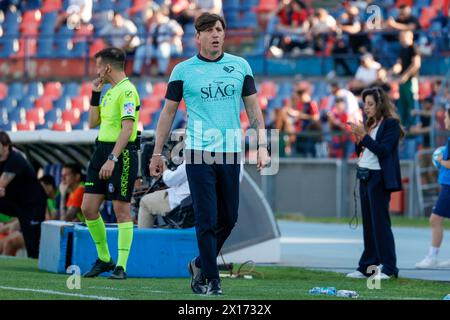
[361, 87, 405, 138]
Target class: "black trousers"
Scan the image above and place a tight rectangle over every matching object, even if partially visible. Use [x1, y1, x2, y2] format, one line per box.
[357, 170, 398, 277]
[0, 197, 46, 258]
[185, 151, 241, 280]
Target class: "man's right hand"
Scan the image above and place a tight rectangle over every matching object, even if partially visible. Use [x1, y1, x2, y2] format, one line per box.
[92, 77, 104, 92]
[149, 155, 164, 178]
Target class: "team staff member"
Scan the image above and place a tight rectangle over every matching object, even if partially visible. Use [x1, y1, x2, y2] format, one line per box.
[81, 47, 140, 280]
[347, 87, 404, 280]
[149, 13, 270, 295]
[0, 131, 47, 258]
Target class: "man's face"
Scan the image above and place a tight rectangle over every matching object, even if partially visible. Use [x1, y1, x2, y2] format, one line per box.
[61, 168, 78, 189]
[196, 20, 225, 55]
[399, 7, 411, 19]
[95, 57, 111, 83]
[113, 14, 123, 27]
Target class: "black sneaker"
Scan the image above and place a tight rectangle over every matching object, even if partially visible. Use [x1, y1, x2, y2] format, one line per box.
[83, 258, 115, 278]
[108, 266, 127, 280]
[188, 258, 207, 294]
[206, 278, 222, 295]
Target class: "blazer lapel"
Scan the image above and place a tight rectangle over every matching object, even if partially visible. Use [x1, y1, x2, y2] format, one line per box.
[374, 119, 386, 141]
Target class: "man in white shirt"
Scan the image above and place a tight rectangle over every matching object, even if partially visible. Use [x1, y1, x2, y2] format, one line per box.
[138, 160, 190, 228]
[100, 12, 141, 53]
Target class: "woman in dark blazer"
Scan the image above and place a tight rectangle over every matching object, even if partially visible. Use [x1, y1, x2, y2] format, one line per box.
[347, 87, 405, 280]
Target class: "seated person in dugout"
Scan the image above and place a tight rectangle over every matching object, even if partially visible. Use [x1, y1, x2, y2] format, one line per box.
[138, 156, 190, 228]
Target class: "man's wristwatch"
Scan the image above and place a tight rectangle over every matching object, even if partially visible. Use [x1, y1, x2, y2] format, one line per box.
[108, 153, 119, 162]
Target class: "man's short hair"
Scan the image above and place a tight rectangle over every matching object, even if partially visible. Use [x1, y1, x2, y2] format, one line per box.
[63, 163, 82, 176]
[39, 174, 56, 189]
[94, 47, 126, 70]
[194, 13, 226, 32]
[0, 130, 12, 151]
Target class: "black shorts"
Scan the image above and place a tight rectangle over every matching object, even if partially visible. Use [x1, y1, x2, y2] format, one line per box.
[85, 141, 138, 202]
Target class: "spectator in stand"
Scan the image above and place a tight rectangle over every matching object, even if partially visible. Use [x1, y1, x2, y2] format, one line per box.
[132, 7, 184, 77]
[310, 8, 336, 53]
[39, 175, 59, 220]
[59, 163, 85, 222]
[55, 0, 93, 31]
[349, 53, 382, 95]
[268, 0, 313, 58]
[327, 97, 351, 158]
[99, 12, 141, 53]
[410, 97, 433, 149]
[169, 0, 196, 28]
[192, 0, 223, 17]
[274, 97, 298, 157]
[337, 5, 370, 54]
[329, 82, 363, 124]
[391, 30, 421, 129]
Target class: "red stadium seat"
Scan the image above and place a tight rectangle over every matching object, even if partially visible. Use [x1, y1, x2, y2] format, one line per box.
[89, 39, 107, 57]
[396, 0, 414, 7]
[431, 0, 446, 10]
[35, 96, 54, 112]
[26, 108, 45, 125]
[12, 37, 37, 58]
[80, 82, 93, 96]
[389, 81, 400, 100]
[139, 108, 153, 125]
[62, 109, 81, 124]
[74, 23, 94, 39]
[142, 96, 162, 112]
[152, 82, 168, 98]
[20, 10, 41, 34]
[52, 121, 72, 131]
[419, 7, 437, 29]
[44, 82, 62, 99]
[16, 121, 35, 131]
[0, 83, 7, 100]
[240, 111, 250, 131]
[41, 0, 63, 13]
[259, 81, 277, 99]
[71, 96, 90, 112]
[253, 0, 278, 13]
[129, 0, 148, 14]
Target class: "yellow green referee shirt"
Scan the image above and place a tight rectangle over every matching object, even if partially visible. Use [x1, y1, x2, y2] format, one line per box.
[98, 77, 140, 142]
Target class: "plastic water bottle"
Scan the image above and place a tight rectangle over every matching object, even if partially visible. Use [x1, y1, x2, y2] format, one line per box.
[443, 294, 450, 300]
[308, 287, 336, 295]
[336, 290, 359, 298]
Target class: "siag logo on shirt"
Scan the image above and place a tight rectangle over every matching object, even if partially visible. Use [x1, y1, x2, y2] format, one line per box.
[123, 102, 135, 116]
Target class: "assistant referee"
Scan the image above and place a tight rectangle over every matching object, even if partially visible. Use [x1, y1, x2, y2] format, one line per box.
[81, 47, 140, 280]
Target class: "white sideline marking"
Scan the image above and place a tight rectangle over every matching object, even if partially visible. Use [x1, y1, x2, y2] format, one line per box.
[281, 237, 362, 244]
[0, 285, 119, 300]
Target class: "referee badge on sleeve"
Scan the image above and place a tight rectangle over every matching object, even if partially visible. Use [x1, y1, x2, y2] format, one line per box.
[123, 102, 135, 116]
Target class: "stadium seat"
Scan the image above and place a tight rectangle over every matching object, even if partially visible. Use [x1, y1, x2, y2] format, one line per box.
[44, 82, 62, 99]
[12, 37, 38, 58]
[0, 83, 7, 100]
[396, 0, 414, 7]
[53, 96, 71, 110]
[431, 0, 446, 10]
[37, 35, 54, 57]
[136, 81, 153, 98]
[26, 107, 46, 125]
[8, 108, 26, 123]
[45, 108, 62, 123]
[419, 80, 433, 100]
[52, 121, 72, 131]
[72, 121, 89, 130]
[144, 110, 161, 130]
[241, 0, 259, 10]
[253, 0, 278, 13]
[16, 121, 36, 131]
[17, 96, 36, 110]
[241, 11, 258, 29]
[0, 38, 18, 57]
[20, 10, 42, 35]
[62, 109, 81, 124]
[89, 39, 107, 57]
[71, 96, 90, 112]
[142, 96, 163, 112]
[27, 82, 44, 98]
[79, 111, 89, 123]
[152, 82, 168, 98]
[0, 122, 17, 131]
[139, 108, 153, 126]
[224, 10, 240, 29]
[62, 82, 80, 98]
[172, 110, 187, 130]
[8, 83, 25, 99]
[80, 81, 93, 96]
[420, 7, 437, 29]
[266, 97, 284, 111]
[35, 95, 54, 111]
[116, 0, 133, 11]
[95, 0, 115, 12]
[0, 97, 17, 111]
[40, 12, 58, 35]
[3, 11, 20, 35]
[71, 40, 88, 57]
[41, 0, 63, 13]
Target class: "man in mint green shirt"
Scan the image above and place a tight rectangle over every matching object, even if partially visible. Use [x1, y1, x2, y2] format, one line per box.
[150, 13, 270, 295]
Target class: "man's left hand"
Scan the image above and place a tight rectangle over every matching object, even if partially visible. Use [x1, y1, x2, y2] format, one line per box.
[99, 160, 115, 180]
[257, 147, 270, 172]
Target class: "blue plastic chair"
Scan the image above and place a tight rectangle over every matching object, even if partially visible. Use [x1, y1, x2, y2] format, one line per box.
[45, 108, 62, 123]
[8, 107, 26, 123]
[62, 82, 80, 98]
[27, 81, 44, 98]
[8, 83, 24, 99]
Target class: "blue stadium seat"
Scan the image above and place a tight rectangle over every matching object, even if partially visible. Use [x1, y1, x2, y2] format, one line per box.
[37, 35, 54, 58]
[94, 0, 115, 12]
[72, 121, 89, 130]
[40, 12, 58, 34]
[266, 98, 284, 111]
[116, 0, 132, 12]
[136, 81, 153, 98]
[240, 0, 259, 10]
[172, 110, 186, 130]
[54, 26, 74, 57]
[27, 81, 44, 98]
[8, 83, 23, 99]
[79, 111, 89, 123]
[17, 96, 35, 110]
[0, 108, 9, 124]
[0, 37, 17, 57]
[0, 97, 17, 111]
[8, 107, 26, 123]
[278, 82, 293, 99]
[144, 110, 161, 130]
[240, 11, 258, 29]
[53, 96, 71, 110]
[62, 82, 80, 98]
[184, 23, 196, 36]
[0, 122, 16, 131]
[36, 123, 51, 130]
[223, 0, 241, 11]
[3, 11, 20, 35]
[45, 109, 62, 123]
[44, 163, 63, 186]
[224, 10, 240, 29]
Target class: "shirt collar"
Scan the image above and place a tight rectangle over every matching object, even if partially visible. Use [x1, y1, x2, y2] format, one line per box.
[197, 53, 224, 62]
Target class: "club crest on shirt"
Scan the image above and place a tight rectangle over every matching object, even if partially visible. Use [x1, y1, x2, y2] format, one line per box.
[223, 66, 235, 73]
[123, 102, 135, 116]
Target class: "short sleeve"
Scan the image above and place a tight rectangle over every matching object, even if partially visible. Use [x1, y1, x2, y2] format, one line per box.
[120, 89, 138, 121]
[166, 63, 184, 102]
[66, 186, 84, 208]
[241, 58, 257, 97]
